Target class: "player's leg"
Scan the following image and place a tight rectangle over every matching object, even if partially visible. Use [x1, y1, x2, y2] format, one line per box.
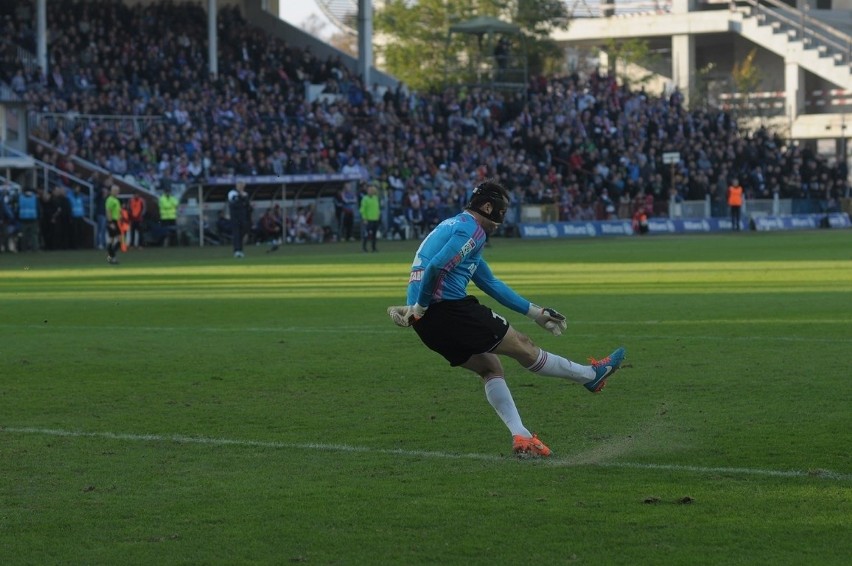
[106, 222, 120, 264]
[462, 353, 530, 437]
[106, 236, 118, 264]
[493, 327, 626, 393]
[461, 352, 550, 457]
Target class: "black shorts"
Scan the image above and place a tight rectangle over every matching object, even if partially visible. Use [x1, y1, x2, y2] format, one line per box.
[413, 295, 510, 366]
[107, 221, 121, 237]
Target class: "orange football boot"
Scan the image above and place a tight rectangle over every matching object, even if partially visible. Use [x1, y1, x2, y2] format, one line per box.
[512, 433, 552, 457]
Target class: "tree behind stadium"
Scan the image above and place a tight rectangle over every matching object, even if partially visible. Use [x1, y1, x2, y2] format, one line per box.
[375, 0, 569, 92]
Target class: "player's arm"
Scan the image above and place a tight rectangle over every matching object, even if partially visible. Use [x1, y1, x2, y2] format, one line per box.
[472, 259, 568, 336]
[471, 259, 529, 314]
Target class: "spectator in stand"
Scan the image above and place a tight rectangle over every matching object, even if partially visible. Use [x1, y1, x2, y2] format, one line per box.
[5, 0, 847, 229]
[10, 69, 26, 95]
[404, 186, 424, 239]
[617, 190, 632, 220]
[422, 198, 441, 233]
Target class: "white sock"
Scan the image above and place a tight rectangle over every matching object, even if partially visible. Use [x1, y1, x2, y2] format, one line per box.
[484, 377, 531, 437]
[526, 349, 595, 384]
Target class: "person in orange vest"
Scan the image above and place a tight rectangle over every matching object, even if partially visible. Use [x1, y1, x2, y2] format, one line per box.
[128, 194, 146, 249]
[118, 202, 131, 252]
[727, 178, 744, 231]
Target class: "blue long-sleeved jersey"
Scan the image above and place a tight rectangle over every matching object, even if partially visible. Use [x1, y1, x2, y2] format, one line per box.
[406, 211, 531, 314]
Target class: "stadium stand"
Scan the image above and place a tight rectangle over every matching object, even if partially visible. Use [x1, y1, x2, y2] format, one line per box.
[0, 0, 848, 250]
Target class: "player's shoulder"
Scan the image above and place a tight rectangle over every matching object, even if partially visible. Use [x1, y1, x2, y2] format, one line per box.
[443, 211, 477, 232]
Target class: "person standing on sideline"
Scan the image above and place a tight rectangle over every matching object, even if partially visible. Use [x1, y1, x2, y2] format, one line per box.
[0, 187, 17, 252]
[387, 179, 626, 457]
[727, 178, 744, 231]
[49, 186, 72, 250]
[40, 189, 55, 250]
[128, 193, 146, 249]
[228, 181, 251, 258]
[337, 184, 357, 241]
[94, 183, 108, 250]
[93, 175, 114, 250]
[359, 184, 381, 252]
[67, 186, 86, 249]
[105, 185, 122, 264]
[158, 186, 179, 246]
[17, 186, 40, 251]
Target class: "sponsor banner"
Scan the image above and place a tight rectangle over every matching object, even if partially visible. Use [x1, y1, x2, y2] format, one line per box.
[752, 213, 851, 231]
[647, 217, 745, 233]
[518, 220, 665, 238]
[519, 213, 850, 239]
[518, 219, 725, 238]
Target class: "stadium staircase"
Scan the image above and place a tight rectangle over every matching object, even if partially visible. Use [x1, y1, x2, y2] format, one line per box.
[734, 0, 851, 91]
[0, 140, 101, 243]
[554, 1, 851, 138]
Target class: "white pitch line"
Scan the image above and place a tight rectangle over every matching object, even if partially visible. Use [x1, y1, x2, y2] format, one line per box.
[2, 426, 848, 481]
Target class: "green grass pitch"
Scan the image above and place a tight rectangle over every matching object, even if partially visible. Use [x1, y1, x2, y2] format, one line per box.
[1, 231, 850, 565]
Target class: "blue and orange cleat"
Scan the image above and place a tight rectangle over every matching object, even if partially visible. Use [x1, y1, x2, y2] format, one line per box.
[585, 347, 626, 393]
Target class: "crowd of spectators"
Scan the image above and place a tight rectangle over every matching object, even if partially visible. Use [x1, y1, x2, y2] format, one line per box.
[0, 0, 848, 245]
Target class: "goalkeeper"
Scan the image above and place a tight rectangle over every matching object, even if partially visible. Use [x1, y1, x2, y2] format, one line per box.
[388, 179, 625, 457]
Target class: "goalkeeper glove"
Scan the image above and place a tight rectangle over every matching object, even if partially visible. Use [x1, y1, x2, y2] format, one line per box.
[526, 304, 567, 336]
[387, 303, 428, 327]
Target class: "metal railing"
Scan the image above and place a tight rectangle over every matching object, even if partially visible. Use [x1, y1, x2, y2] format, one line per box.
[30, 135, 155, 193]
[0, 173, 22, 192]
[1, 142, 96, 217]
[0, 37, 38, 77]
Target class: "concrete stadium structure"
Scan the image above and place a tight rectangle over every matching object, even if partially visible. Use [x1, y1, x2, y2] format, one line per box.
[554, 0, 850, 144]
